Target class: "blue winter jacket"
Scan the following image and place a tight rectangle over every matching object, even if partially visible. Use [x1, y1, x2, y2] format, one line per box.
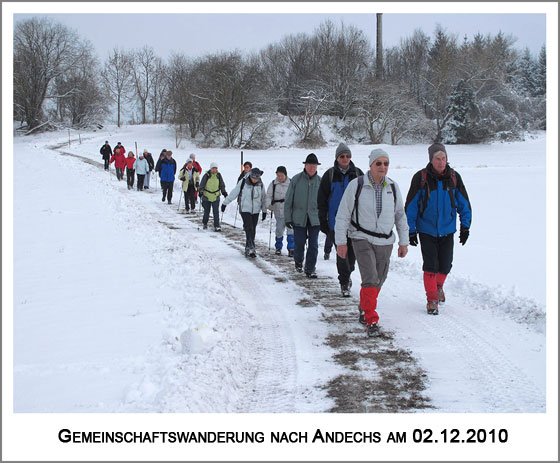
[405, 163, 472, 237]
[317, 161, 363, 231]
[159, 157, 177, 182]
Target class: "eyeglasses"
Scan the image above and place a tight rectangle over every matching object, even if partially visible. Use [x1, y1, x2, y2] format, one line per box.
[375, 161, 389, 166]
[338, 154, 351, 159]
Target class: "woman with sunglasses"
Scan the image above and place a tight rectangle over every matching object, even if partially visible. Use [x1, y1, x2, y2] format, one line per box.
[334, 149, 409, 337]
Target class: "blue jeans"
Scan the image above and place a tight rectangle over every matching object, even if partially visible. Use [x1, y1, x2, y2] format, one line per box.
[293, 222, 320, 273]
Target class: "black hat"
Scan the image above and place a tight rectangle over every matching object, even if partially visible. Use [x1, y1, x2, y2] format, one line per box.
[302, 153, 321, 165]
[428, 143, 447, 162]
[276, 166, 287, 176]
[249, 167, 263, 178]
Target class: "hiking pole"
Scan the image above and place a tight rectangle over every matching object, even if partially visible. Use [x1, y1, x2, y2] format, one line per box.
[135, 141, 138, 157]
[177, 188, 182, 212]
[268, 214, 273, 252]
[234, 204, 238, 228]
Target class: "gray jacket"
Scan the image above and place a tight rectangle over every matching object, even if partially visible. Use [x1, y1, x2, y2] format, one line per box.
[223, 177, 266, 214]
[284, 170, 321, 227]
[334, 175, 409, 246]
[265, 178, 291, 219]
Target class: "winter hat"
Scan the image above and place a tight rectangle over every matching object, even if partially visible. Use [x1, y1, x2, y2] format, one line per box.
[189, 153, 196, 160]
[428, 143, 447, 162]
[186, 159, 193, 164]
[335, 142, 351, 159]
[276, 166, 287, 176]
[105, 140, 109, 143]
[302, 153, 321, 165]
[249, 167, 263, 178]
[369, 148, 390, 166]
[143, 148, 148, 153]
[210, 162, 218, 169]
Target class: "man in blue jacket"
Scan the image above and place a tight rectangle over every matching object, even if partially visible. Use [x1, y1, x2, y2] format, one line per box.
[405, 143, 472, 315]
[318, 142, 364, 297]
[158, 150, 177, 204]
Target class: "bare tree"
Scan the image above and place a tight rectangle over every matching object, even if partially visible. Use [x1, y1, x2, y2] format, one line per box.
[102, 48, 134, 127]
[150, 57, 168, 123]
[131, 45, 156, 124]
[14, 17, 84, 131]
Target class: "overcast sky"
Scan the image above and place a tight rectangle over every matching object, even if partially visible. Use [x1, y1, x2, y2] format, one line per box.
[13, 11, 547, 61]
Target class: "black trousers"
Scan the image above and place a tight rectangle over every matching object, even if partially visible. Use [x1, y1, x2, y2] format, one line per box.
[136, 174, 145, 190]
[419, 232, 454, 275]
[184, 184, 196, 210]
[202, 197, 220, 227]
[161, 181, 174, 201]
[241, 212, 259, 251]
[103, 158, 109, 170]
[329, 230, 356, 285]
[115, 167, 124, 180]
[126, 168, 135, 188]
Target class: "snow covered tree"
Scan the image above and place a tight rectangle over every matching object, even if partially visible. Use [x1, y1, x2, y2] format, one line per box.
[441, 79, 482, 144]
[14, 17, 84, 131]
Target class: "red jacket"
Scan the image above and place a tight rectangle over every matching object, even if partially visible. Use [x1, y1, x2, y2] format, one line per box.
[113, 146, 126, 156]
[110, 152, 126, 169]
[192, 160, 202, 173]
[124, 156, 136, 169]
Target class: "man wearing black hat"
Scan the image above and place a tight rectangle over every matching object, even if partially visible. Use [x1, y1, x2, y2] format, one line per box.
[284, 153, 322, 278]
[405, 143, 472, 315]
[100, 141, 112, 170]
[318, 142, 364, 296]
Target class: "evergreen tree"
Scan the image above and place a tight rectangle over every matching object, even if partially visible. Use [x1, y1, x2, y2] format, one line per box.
[442, 79, 481, 143]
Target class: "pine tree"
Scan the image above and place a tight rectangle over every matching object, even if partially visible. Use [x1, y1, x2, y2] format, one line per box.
[442, 79, 480, 143]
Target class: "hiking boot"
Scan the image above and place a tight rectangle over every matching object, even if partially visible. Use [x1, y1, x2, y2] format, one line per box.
[295, 262, 303, 273]
[244, 249, 250, 257]
[427, 300, 439, 315]
[358, 308, 366, 325]
[288, 249, 294, 257]
[162, 197, 165, 202]
[249, 249, 257, 258]
[367, 323, 379, 337]
[305, 269, 317, 278]
[275, 248, 281, 256]
[202, 223, 208, 230]
[341, 282, 351, 297]
[324, 252, 330, 260]
[215, 226, 221, 232]
[438, 286, 446, 304]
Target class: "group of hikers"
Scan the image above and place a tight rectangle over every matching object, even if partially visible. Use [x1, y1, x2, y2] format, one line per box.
[100, 140, 472, 337]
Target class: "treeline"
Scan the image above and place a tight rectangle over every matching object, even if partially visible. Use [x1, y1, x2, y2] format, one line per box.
[14, 17, 546, 145]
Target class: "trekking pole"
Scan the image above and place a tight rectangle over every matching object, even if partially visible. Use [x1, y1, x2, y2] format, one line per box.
[268, 214, 273, 251]
[135, 141, 138, 157]
[234, 204, 238, 228]
[177, 188, 182, 212]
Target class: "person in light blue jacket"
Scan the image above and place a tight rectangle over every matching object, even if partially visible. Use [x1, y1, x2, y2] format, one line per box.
[222, 168, 267, 258]
[133, 152, 150, 191]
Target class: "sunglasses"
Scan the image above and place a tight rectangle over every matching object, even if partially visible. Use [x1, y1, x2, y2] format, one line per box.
[375, 161, 389, 166]
[338, 154, 351, 159]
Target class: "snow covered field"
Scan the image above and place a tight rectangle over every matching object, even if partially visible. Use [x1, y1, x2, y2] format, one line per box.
[8, 123, 551, 416]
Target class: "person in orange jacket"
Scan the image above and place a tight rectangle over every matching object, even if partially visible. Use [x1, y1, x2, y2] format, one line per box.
[109, 146, 127, 180]
[124, 151, 136, 190]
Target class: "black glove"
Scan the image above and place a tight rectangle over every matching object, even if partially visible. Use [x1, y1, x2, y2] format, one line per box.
[459, 227, 469, 245]
[409, 232, 418, 247]
[285, 222, 293, 229]
[320, 221, 330, 236]
[223, 192, 228, 198]
[221, 204, 227, 213]
[262, 211, 267, 221]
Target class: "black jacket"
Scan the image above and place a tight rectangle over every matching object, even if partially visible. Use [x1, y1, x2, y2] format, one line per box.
[100, 144, 112, 159]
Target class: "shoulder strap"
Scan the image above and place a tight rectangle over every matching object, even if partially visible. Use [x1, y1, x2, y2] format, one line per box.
[350, 175, 394, 240]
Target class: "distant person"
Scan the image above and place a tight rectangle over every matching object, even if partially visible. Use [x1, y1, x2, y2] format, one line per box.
[222, 167, 266, 257]
[99, 140, 112, 170]
[199, 162, 228, 231]
[134, 151, 149, 191]
[284, 153, 322, 278]
[189, 153, 202, 173]
[143, 149, 155, 189]
[155, 149, 167, 191]
[158, 150, 177, 204]
[179, 159, 200, 213]
[265, 166, 294, 257]
[335, 149, 409, 337]
[124, 151, 136, 190]
[405, 143, 472, 315]
[318, 142, 364, 297]
[237, 161, 253, 183]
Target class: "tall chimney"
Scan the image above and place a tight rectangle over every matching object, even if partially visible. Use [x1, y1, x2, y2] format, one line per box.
[376, 13, 383, 79]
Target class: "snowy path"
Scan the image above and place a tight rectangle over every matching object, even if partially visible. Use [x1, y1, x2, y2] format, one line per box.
[12, 131, 546, 413]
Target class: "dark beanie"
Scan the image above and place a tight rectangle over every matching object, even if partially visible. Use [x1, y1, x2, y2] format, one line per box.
[428, 143, 447, 162]
[276, 166, 287, 176]
[335, 142, 351, 159]
[249, 167, 263, 178]
[303, 153, 321, 165]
